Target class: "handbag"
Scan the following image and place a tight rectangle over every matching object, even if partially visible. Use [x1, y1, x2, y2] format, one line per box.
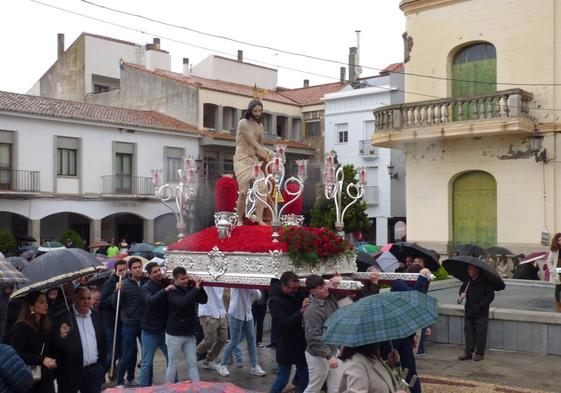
[30, 342, 45, 382]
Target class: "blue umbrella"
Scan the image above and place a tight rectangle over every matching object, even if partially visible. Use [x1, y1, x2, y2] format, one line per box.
[128, 243, 155, 253]
[153, 245, 167, 258]
[323, 291, 438, 347]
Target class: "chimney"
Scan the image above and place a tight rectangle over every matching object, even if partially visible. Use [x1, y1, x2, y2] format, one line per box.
[182, 58, 190, 77]
[340, 67, 346, 82]
[237, 50, 243, 62]
[153, 38, 160, 50]
[57, 33, 65, 59]
[303, 79, 310, 88]
[349, 47, 358, 81]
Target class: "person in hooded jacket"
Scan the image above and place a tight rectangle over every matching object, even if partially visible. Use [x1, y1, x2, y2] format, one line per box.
[269, 272, 309, 393]
[0, 342, 33, 393]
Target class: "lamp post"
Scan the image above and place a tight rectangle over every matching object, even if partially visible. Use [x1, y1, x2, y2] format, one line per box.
[251, 144, 307, 242]
[529, 125, 547, 163]
[152, 154, 198, 239]
[322, 152, 366, 238]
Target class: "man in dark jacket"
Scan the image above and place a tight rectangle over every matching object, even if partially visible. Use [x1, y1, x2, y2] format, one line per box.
[458, 265, 495, 361]
[52, 287, 107, 393]
[100, 259, 128, 379]
[0, 342, 33, 393]
[269, 272, 309, 393]
[113, 257, 146, 387]
[165, 267, 207, 383]
[139, 262, 175, 386]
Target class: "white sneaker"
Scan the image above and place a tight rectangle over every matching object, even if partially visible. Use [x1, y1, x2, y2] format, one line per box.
[216, 364, 230, 377]
[250, 364, 266, 376]
[203, 360, 220, 370]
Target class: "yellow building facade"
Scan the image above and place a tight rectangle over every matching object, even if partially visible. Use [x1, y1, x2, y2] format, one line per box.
[374, 0, 561, 253]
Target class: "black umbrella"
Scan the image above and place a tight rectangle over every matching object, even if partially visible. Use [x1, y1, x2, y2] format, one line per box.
[11, 248, 106, 298]
[454, 243, 487, 257]
[394, 242, 440, 272]
[356, 252, 381, 272]
[87, 269, 112, 287]
[16, 235, 36, 242]
[485, 246, 514, 256]
[443, 255, 505, 291]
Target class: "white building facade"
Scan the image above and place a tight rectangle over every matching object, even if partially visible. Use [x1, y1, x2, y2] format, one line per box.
[0, 91, 200, 246]
[323, 70, 406, 244]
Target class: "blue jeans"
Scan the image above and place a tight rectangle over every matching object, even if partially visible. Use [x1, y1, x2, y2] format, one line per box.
[165, 334, 199, 383]
[270, 364, 309, 393]
[116, 323, 141, 385]
[140, 330, 168, 386]
[417, 327, 427, 354]
[221, 314, 258, 367]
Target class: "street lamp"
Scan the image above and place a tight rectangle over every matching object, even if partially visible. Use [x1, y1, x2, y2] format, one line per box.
[387, 164, 399, 179]
[529, 125, 547, 163]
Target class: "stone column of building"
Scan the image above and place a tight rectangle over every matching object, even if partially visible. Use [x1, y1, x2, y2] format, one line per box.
[287, 118, 293, 140]
[216, 105, 224, 132]
[143, 218, 154, 243]
[89, 219, 102, 245]
[271, 114, 277, 136]
[235, 109, 243, 126]
[28, 219, 40, 245]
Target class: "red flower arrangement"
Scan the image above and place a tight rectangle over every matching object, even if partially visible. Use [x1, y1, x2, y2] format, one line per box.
[281, 182, 303, 215]
[280, 226, 354, 268]
[215, 175, 238, 212]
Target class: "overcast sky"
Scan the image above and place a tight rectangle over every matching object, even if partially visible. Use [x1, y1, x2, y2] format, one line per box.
[1, 0, 405, 93]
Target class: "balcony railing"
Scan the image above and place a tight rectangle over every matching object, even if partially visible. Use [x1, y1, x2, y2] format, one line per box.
[374, 88, 533, 131]
[359, 140, 378, 160]
[363, 186, 379, 205]
[0, 169, 40, 192]
[102, 175, 154, 196]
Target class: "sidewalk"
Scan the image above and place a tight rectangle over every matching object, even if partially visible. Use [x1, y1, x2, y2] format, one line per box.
[105, 339, 561, 392]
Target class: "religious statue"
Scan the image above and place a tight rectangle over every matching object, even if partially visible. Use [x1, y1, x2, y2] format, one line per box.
[234, 99, 272, 225]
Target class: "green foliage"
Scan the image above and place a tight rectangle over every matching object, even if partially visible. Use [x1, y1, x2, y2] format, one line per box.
[59, 229, 84, 249]
[434, 265, 449, 281]
[310, 163, 370, 234]
[0, 230, 17, 256]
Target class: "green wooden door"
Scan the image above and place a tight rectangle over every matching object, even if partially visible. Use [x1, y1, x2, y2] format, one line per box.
[453, 171, 497, 248]
[452, 43, 496, 120]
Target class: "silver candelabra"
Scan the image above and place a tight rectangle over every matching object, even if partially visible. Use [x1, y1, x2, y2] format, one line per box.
[251, 144, 308, 242]
[322, 152, 367, 238]
[152, 155, 198, 239]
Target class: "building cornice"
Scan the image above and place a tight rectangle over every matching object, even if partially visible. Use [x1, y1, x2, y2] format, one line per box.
[399, 0, 465, 15]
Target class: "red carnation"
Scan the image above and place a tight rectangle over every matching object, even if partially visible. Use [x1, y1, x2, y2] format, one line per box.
[282, 182, 303, 215]
[215, 176, 238, 212]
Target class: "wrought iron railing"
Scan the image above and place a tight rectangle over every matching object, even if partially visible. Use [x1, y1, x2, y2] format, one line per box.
[363, 186, 379, 205]
[359, 140, 378, 158]
[102, 175, 154, 195]
[0, 169, 40, 192]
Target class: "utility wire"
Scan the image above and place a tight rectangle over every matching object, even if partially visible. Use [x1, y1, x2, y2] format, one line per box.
[25, 0, 561, 116]
[81, 0, 561, 88]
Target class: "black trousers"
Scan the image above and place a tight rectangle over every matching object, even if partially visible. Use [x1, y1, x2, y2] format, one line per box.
[464, 316, 489, 356]
[252, 303, 267, 344]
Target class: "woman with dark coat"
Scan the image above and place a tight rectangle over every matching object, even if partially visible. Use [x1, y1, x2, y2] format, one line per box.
[10, 292, 57, 393]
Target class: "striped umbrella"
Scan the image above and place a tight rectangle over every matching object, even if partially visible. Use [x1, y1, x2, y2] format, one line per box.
[323, 291, 438, 347]
[0, 260, 29, 284]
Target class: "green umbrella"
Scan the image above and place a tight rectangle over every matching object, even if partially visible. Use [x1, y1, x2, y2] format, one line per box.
[323, 291, 438, 347]
[357, 244, 380, 254]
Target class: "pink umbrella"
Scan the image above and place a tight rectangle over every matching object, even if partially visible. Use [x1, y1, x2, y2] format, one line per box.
[519, 251, 548, 265]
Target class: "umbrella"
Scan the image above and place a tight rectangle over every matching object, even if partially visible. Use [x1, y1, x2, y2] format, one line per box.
[153, 245, 167, 258]
[16, 234, 36, 242]
[0, 260, 29, 284]
[37, 241, 66, 252]
[394, 242, 440, 272]
[18, 245, 38, 253]
[373, 251, 400, 272]
[104, 381, 260, 393]
[519, 251, 548, 265]
[87, 269, 112, 287]
[454, 243, 487, 257]
[442, 255, 506, 291]
[485, 246, 514, 256]
[357, 243, 380, 255]
[11, 248, 106, 298]
[89, 240, 110, 249]
[149, 256, 165, 266]
[6, 256, 29, 272]
[128, 243, 155, 253]
[355, 252, 380, 272]
[322, 291, 438, 347]
[19, 249, 38, 261]
[123, 255, 149, 266]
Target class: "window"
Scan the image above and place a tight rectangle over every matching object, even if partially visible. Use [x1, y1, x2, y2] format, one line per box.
[94, 84, 110, 93]
[56, 136, 79, 177]
[57, 148, 77, 176]
[165, 147, 184, 182]
[0, 142, 12, 189]
[115, 153, 133, 193]
[305, 121, 320, 137]
[336, 123, 348, 144]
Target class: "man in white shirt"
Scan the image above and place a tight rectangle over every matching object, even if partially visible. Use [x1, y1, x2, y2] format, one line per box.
[216, 288, 266, 377]
[196, 286, 228, 370]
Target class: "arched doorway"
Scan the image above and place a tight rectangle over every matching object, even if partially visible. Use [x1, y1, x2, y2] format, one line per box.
[453, 171, 497, 248]
[101, 213, 144, 245]
[0, 211, 29, 238]
[40, 212, 91, 243]
[452, 42, 496, 120]
[154, 213, 177, 244]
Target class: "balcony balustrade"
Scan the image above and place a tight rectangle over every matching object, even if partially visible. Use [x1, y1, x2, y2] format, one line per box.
[0, 169, 40, 192]
[102, 175, 154, 196]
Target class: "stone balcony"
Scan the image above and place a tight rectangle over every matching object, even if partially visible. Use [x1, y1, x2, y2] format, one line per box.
[372, 89, 534, 148]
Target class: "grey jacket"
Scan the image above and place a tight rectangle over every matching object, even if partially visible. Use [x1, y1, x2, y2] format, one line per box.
[302, 294, 338, 359]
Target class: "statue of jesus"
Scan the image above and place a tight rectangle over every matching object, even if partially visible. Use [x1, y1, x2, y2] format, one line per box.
[234, 99, 272, 225]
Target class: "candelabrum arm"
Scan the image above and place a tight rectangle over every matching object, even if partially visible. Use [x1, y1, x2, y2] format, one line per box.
[340, 182, 365, 221]
[277, 177, 304, 218]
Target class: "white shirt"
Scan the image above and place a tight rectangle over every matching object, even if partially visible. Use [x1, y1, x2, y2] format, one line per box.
[73, 306, 99, 367]
[228, 288, 261, 321]
[198, 287, 226, 319]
